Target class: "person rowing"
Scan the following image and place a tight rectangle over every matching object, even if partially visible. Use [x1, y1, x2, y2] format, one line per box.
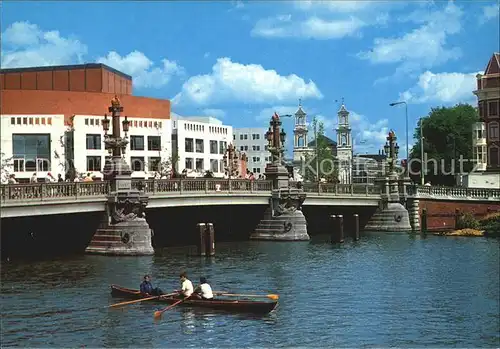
[140, 275, 164, 297]
[194, 276, 214, 300]
[177, 272, 194, 299]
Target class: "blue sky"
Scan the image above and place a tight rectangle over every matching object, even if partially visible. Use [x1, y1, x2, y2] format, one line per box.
[1, 0, 499, 157]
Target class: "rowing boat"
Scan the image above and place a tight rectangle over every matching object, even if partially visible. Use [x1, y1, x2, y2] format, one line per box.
[110, 285, 278, 314]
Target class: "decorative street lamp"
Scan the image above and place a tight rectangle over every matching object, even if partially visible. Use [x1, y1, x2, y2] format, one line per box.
[266, 112, 287, 165]
[389, 101, 408, 174]
[102, 95, 133, 188]
[383, 129, 400, 174]
[223, 143, 238, 178]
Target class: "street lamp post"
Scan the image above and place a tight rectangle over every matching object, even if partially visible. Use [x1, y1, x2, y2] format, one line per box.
[420, 118, 425, 185]
[389, 101, 408, 175]
[313, 117, 319, 182]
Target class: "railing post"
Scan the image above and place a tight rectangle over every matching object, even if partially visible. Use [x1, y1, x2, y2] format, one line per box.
[205, 179, 209, 193]
[180, 179, 184, 193]
[228, 179, 232, 193]
[250, 180, 254, 192]
[153, 179, 158, 193]
[350, 184, 354, 195]
[318, 182, 322, 195]
[365, 185, 369, 196]
[41, 183, 46, 201]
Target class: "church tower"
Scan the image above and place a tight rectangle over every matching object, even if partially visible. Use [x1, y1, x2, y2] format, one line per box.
[293, 100, 309, 164]
[336, 101, 352, 184]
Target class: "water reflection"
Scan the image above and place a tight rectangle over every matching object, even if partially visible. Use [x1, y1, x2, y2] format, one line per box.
[1, 234, 498, 347]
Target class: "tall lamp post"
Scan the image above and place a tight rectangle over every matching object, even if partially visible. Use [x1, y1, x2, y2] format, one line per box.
[383, 130, 400, 174]
[389, 101, 408, 175]
[420, 117, 425, 185]
[102, 95, 131, 189]
[223, 143, 238, 178]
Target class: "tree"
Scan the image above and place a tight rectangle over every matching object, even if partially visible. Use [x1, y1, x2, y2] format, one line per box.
[1, 152, 13, 184]
[409, 103, 479, 186]
[301, 118, 339, 183]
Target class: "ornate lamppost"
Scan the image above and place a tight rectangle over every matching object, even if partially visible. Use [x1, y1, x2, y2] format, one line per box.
[265, 112, 287, 165]
[223, 143, 238, 178]
[383, 129, 400, 175]
[85, 95, 153, 256]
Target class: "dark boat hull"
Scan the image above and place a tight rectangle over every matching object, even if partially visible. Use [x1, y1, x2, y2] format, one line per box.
[110, 285, 278, 314]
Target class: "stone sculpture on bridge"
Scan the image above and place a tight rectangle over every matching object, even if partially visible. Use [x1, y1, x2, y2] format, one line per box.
[251, 112, 310, 241]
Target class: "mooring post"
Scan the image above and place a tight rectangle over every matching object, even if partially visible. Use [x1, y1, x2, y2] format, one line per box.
[454, 208, 460, 229]
[421, 209, 428, 236]
[353, 214, 360, 241]
[337, 215, 344, 243]
[197, 223, 207, 256]
[206, 223, 215, 256]
[330, 215, 337, 243]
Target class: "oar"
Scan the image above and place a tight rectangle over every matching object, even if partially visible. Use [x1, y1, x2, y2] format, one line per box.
[109, 292, 177, 308]
[109, 296, 158, 308]
[153, 295, 191, 319]
[214, 292, 279, 300]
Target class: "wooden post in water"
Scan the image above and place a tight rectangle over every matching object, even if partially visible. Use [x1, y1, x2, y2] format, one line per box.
[454, 208, 461, 229]
[337, 215, 344, 243]
[353, 214, 360, 241]
[330, 215, 337, 243]
[421, 209, 428, 236]
[197, 223, 206, 256]
[206, 223, 215, 256]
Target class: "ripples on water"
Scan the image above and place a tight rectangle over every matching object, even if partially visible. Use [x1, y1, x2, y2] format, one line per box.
[1, 234, 499, 347]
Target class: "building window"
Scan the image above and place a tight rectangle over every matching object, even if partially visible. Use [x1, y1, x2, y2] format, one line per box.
[13, 158, 25, 172]
[488, 101, 499, 117]
[252, 145, 261, 151]
[210, 159, 218, 173]
[196, 158, 204, 170]
[86, 156, 101, 171]
[476, 146, 486, 163]
[239, 134, 248, 140]
[86, 134, 101, 150]
[252, 157, 260, 162]
[233, 134, 236, 140]
[210, 140, 218, 154]
[265, 145, 268, 151]
[252, 134, 260, 140]
[130, 136, 145, 151]
[195, 139, 204, 153]
[185, 157, 193, 169]
[253, 168, 261, 173]
[489, 122, 499, 140]
[131, 156, 145, 171]
[219, 141, 227, 154]
[147, 136, 161, 151]
[10, 117, 15, 125]
[489, 146, 499, 167]
[148, 157, 161, 172]
[219, 160, 225, 173]
[185, 138, 194, 152]
[12, 134, 51, 172]
[476, 129, 484, 139]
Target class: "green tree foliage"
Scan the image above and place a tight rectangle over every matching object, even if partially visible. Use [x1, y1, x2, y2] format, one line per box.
[409, 103, 479, 186]
[302, 118, 339, 183]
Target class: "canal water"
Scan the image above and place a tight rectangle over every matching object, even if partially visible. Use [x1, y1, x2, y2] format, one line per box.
[1, 234, 499, 347]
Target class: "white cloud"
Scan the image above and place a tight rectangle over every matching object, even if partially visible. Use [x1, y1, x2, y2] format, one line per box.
[294, 1, 377, 13]
[0, 21, 182, 90]
[1, 21, 87, 68]
[399, 70, 480, 104]
[97, 51, 184, 89]
[252, 15, 367, 40]
[173, 57, 322, 106]
[203, 52, 210, 59]
[350, 111, 389, 153]
[479, 3, 499, 23]
[358, 2, 463, 77]
[202, 108, 226, 119]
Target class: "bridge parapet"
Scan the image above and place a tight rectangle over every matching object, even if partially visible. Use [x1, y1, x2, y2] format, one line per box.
[300, 182, 382, 196]
[408, 185, 500, 201]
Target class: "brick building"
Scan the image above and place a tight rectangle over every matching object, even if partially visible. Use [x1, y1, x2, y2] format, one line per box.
[0, 63, 171, 182]
[474, 53, 500, 171]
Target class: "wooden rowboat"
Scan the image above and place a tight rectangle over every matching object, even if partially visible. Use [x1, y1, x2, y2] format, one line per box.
[110, 285, 278, 314]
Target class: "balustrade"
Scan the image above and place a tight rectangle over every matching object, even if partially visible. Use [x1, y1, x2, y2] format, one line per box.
[408, 185, 500, 200]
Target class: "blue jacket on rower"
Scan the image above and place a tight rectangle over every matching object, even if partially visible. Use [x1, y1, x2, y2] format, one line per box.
[140, 280, 153, 294]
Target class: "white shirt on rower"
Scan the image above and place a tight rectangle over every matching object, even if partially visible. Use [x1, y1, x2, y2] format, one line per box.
[199, 283, 213, 299]
[181, 279, 194, 297]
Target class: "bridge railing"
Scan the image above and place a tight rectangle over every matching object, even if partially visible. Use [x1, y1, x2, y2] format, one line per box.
[0, 179, 274, 202]
[407, 185, 500, 200]
[299, 182, 382, 196]
[0, 181, 110, 202]
[132, 179, 273, 194]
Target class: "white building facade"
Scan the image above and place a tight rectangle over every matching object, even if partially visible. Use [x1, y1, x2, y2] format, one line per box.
[233, 127, 269, 175]
[472, 122, 487, 172]
[1, 113, 173, 182]
[172, 114, 233, 178]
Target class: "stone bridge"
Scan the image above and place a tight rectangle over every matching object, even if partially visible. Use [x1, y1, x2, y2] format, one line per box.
[0, 179, 385, 218]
